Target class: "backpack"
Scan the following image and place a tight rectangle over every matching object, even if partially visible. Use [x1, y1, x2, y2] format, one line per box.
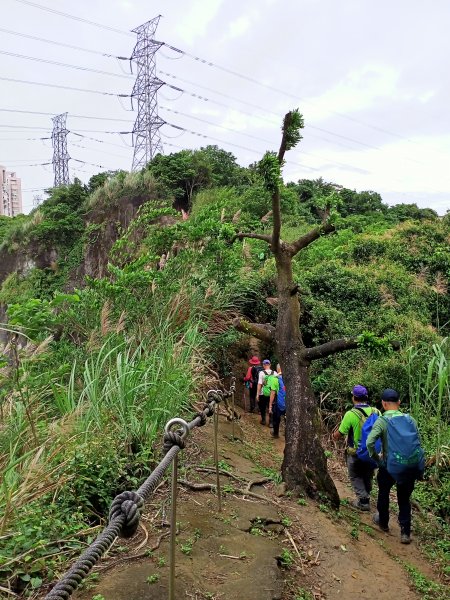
[383, 415, 425, 483]
[251, 365, 264, 385]
[261, 369, 275, 395]
[276, 376, 286, 411]
[352, 406, 381, 467]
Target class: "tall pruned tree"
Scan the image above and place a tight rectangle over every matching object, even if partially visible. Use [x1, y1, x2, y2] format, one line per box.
[232, 110, 397, 506]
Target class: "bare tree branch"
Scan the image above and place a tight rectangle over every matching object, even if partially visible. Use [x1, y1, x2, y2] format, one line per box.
[272, 112, 296, 253]
[303, 338, 400, 362]
[302, 338, 360, 362]
[231, 232, 272, 244]
[288, 222, 335, 257]
[232, 317, 275, 343]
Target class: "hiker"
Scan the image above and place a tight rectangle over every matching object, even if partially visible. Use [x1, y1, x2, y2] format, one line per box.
[256, 359, 277, 425]
[243, 356, 262, 413]
[269, 363, 286, 439]
[333, 385, 381, 511]
[367, 388, 425, 544]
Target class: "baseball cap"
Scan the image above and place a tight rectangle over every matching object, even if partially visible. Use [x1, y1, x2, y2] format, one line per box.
[262, 359, 271, 365]
[352, 385, 368, 398]
[381, 388, 399, 402]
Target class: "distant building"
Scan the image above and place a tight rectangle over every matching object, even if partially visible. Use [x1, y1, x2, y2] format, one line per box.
[0, 166, 23, 217]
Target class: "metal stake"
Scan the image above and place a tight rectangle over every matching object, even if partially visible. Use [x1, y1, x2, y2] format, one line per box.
[168, 454, 178, 600]
[213, 405, 222, 512]
[164, 418, 189, 600]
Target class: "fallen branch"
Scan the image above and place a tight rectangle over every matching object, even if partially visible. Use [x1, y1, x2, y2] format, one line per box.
[96, 531, 170, 572]
[285, 529, 305, 575]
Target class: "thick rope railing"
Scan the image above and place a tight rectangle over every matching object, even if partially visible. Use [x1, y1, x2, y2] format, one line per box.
[44, 390, 224, 600]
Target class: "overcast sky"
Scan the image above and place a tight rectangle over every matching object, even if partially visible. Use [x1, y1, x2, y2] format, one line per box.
[1, 0, 450, 214]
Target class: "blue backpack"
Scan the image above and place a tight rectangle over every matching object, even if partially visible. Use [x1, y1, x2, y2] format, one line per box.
[277, 376, 286, 411]
[352, 407, 381, 467]
[383, 415, 425, 483]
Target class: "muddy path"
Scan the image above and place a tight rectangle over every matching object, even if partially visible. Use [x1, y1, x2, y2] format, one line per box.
[72, 410, 444, 600]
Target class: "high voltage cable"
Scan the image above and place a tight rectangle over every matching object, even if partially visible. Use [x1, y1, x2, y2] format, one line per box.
[0, 76, 126, 97]
[0, 27, 128, 59]
[0, 24, 430, 157]
[158, 70, 388, 153]
[0, 108, 132, 123]
[12, 0, 133, 36]
[8, 0, 438, 149]
[161, 107, 369, 174]
[0, 49, 132, 79]
[0, 73, 387, 156]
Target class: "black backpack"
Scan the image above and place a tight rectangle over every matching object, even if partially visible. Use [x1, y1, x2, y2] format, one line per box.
[251, 365, 264, 385]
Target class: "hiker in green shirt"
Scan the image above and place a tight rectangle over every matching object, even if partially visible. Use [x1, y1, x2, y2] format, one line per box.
[367, 388, 423, 544]
[256, 359, 278, 426]
[333, 385, 380, 511]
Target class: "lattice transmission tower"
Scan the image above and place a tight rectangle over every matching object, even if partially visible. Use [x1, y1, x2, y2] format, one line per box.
[51, 112, 70, 186]
[130, 16, 165, 171]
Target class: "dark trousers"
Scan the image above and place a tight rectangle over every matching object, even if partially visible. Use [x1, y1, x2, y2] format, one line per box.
[258, 395, 269, 422]
[347, 454, 374, 500]
[249, 385, 257, 412]
[377, 466, 416, 535]
[272, 400, 285, 436]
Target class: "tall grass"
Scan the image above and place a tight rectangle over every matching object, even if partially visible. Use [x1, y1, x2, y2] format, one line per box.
[0, 289, 209, 592]
[408, 338, 450, 475]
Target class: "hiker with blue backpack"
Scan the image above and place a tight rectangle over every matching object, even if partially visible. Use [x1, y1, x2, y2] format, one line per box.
[333, 385, 381, 511]
[367, 388, 424, 544]
[269, 364, 286, 439]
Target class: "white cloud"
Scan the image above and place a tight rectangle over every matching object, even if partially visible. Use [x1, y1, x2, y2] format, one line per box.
[174, 0, 224, 44]
[227, 15, 251, 39]
[303, 64, 401, 122]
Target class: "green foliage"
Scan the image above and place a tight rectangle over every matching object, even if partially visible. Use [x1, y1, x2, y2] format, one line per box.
[147, 145, 248, 209]
[258, 152, 282, 194]
[284, 109, 304, 150]
[279, 548, 294, 568]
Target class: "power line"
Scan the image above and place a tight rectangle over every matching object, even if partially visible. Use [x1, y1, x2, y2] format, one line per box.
[0, 107, 132, 123]
[0, 27, 127, 59]
[0, 49, 132, 79]
[0, 76, 126, 97]
[12, 0, 133, 36]
[6, 1, 440, 151]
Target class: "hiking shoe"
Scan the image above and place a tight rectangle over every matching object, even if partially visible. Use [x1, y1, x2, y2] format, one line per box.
[260, 418, 266, 425]
[351, 498, 370, 512]
[372, 512, 389, 532]
[400, 527, 411, 544]
[270, 432, 279, 439]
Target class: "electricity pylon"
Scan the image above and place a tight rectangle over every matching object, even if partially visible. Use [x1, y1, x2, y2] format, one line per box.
[130, 16, 165, 171]
[51, 112, 70, 186]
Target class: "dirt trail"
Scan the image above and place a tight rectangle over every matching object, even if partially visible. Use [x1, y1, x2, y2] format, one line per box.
[73, 410, 442, 600]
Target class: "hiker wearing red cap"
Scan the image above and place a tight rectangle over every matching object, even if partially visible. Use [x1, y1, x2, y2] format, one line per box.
[333, 385, 381, 511]
[243, 356, 262, 413]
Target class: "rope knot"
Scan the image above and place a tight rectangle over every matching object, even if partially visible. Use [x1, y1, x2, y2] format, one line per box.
[203, 402, 215, 417]
[109, 490, 144, 538]
[163, 430, 186, 455]
[195, 411, 208, 426]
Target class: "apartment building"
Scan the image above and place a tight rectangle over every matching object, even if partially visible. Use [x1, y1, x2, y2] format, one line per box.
[0, 165, 23, 217]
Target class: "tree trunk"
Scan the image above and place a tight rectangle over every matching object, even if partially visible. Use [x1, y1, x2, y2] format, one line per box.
[275, 249, 339, 507]
[281, 360, 339, 507]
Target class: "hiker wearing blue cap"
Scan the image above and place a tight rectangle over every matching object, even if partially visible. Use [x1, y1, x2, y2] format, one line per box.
[333, 385, 381, 511]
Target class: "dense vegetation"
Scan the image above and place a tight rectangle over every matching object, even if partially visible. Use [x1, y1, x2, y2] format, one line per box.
[0, 146, 448, 594]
